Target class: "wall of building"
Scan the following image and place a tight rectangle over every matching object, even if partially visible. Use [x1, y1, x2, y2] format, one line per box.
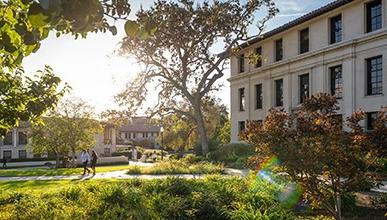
[230, 0, 387, 141]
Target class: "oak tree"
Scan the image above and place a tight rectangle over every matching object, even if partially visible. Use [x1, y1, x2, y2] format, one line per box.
[117, 0, 278, 155]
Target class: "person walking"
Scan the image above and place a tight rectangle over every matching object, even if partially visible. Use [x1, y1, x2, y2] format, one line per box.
[131, 146, 137, 161]
[151, 151, 157, 162]
[2, 158, 7, 168]
[80, 150, 91, 175]
[90, 150, 98, 176]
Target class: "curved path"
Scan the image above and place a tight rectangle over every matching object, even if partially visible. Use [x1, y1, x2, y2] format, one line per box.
[0, 168, 249, 182]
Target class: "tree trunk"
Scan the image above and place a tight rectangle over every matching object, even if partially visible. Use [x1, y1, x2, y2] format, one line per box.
[71, 148, 76, 166]
[334, 194, 342, 220]
[55, 153, 60, 169]
[193, 103, 209, 156]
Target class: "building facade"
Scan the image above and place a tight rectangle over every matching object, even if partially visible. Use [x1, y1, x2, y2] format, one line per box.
[0, 125, 117, 160]
[116, 117, 161, 148]
[230, 0, 387, 142]
[0, 126, 31, 159]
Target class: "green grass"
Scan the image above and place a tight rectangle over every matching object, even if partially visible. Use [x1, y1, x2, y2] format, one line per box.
[127, 160, 224, 175]
[0, 165, 129, 177]
[0, 176, 294, 220]
[0, 179, 122, 193]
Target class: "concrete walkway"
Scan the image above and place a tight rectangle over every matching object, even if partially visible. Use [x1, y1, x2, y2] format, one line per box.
[0, 167, 250, 182]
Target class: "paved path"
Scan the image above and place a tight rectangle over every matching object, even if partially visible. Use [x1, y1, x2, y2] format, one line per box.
[0, 167, 250, 182]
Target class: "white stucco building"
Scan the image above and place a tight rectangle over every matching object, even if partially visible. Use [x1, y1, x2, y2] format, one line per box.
[230, 0, 387, 142]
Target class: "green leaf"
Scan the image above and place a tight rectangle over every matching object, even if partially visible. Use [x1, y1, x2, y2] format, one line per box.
[124, 20, 139, 37]
[28, 13, 48, 27]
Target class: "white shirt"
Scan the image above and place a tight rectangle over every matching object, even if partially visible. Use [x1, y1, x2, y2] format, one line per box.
[81, 152, 91, 162]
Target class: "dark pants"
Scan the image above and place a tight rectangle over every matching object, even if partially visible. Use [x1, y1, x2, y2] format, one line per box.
[83, 160, 90, 174]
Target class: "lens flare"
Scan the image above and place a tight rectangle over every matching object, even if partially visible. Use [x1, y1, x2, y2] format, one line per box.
[255, 156, 304, 209]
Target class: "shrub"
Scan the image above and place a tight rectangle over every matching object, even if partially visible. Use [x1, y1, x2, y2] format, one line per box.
[0, 177, 295, 220]
[208, 143, 255, 168]
[126, 159, 224, 175]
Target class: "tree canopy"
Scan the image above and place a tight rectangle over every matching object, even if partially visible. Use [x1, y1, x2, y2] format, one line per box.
[0, 0, 136, 136]
[241, 93, 387, 220]
[117, 0, 278, 155]
[31, 98, 102, 166]
[0, 66, 68, 136]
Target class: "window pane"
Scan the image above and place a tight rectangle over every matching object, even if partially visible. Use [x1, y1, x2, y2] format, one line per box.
[300, 28, 309, 54]
[19, 150, 27, 159]
[275, 79, 283, 107]
[366, 112, 378, 130]
[256, 47, 262, 68]
[299, 74, 309, 103]
[367, 56, 383, 95]
[330, 15, 342, 44]
[367, 0, 382, 33]
[255, 84, 263, 109]
[238, 121, 245, 134]
[239, 54, 245, 73]
[275, 39, 283, 61]
[330, 65, 343, 99]
[3, 151, 12, 159]
[4, 132, 12, 145]
[239, 88, 245, 111]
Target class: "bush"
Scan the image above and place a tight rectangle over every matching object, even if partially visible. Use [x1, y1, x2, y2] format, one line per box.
[127, 159, 224, 175]
[0, 177, 295, 220]
[208, 143, 255, 168]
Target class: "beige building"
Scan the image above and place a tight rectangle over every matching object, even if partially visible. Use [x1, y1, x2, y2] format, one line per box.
[116, 117, 161, 148]
[230, 0, 387, 141]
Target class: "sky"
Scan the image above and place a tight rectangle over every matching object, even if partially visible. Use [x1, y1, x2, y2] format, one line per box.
[22, 0, 335, 114]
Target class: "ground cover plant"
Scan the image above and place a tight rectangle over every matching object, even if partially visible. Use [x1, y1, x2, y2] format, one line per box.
[127, 159, 224, 175]
[0, 165, 129, 177]
[208, 143, 255, 169]
[0, 176, 294, 220]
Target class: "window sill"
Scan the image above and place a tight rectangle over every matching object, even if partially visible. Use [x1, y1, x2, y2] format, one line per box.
[364, 94, 384, 98]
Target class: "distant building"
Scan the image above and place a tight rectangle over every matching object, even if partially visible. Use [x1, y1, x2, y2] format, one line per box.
[116, 117, 161, 148]
[0, 124, 31, 159]
[0, 117, 161, 160]
[230, 0, 387, 142]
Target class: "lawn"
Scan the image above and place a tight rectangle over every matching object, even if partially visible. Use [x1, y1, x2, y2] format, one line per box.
[127, 159, 224, 175]
[0, 176, 295, 220]
[0, 164, 129, 177]
[0, 179, 121, 192]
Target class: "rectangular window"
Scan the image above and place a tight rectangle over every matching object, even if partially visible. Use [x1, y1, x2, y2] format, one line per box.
[366, 56, 383, 95]
[255, 84, 263, 109]
[239, 54, 245, 73]
[299, 28, 309, 54]
[330, 65, 343, 99]
[18, 150, 27, 159]
[255, 47, 262, 68]
[366, 0, 382, 33]
[239, 88, 245, 111]
[18, 131, 28, 145]
[366, 112, 378, 130]
[275, 79, 284, 107]
[4, 132, 12, 145]
[299, 74, 310, 103]
[105, 148, 111, 155]
[133, 133, 136, 139]
[238, 121, 246, 134]
[3, 150, 11, 159]
[330, 14, 342, 44]
[275, 39, 283, 61]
